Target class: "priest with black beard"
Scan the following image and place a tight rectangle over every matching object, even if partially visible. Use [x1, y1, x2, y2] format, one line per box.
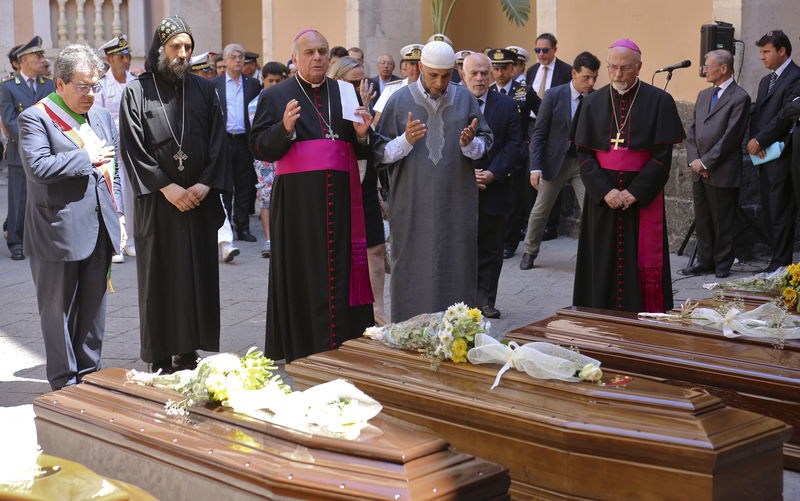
[572, 40, 684, 313]
[250, 30, 374, 363]
[119, 16, 230, 373]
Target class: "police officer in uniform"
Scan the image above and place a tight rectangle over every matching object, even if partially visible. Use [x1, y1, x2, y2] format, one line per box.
[0, 36, 55, 260]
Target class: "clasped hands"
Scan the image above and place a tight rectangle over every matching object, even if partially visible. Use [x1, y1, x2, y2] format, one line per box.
[161, 183, 210, 213]
[604, 188, 637, 210]
[689, 159, 709, 178]
[474, 169, 495, 190]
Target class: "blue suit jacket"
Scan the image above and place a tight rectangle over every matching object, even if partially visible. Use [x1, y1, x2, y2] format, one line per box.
[18, 103, 122, 261]
[531, 82, 579, 181]
[476, 91, 523, 216]
[0, 74, 56, 165]
[212, 73, 262, 135]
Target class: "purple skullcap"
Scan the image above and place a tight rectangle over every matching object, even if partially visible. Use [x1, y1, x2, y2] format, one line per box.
[609, 39, 641, 53]
[294, 29, 320, 41]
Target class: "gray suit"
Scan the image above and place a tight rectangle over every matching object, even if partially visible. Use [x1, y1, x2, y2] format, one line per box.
[0, 74, 55, 253]
[18, 102, 121, 389]
[686, 80, 751, 273]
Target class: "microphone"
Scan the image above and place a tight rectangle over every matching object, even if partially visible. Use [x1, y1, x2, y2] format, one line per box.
[655, 60, 692, 73]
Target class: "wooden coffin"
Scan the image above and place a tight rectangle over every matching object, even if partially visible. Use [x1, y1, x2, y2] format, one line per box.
[33, 368, 510, 501]
[719, 288, 790, 309]
[286, 337, 790, 501]
[506, 305, 800, 471]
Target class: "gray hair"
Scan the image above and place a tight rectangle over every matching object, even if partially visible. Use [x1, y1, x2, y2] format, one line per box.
[327, 56, 361, 79]
[223, 43, 245, 60]
[54, 44, 103, 83]
[705, 49, 734, 72]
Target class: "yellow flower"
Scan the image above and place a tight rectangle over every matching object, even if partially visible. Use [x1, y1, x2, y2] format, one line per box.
[466, 308, 482, 322]
[782, 287, 798, 307]
[790, 264, 800, 285]
[451, 339, 469, 363]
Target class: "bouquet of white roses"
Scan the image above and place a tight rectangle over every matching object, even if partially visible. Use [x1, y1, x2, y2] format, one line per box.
[364, 302, 490, 364]
[129, 347, 290, 416]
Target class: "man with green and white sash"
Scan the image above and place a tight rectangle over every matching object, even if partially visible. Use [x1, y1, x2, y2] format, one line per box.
[18, 44, 122, 390]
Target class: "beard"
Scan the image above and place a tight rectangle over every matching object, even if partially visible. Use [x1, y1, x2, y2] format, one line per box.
[157, 51, 190, 81]
[611, 77, 637, 95]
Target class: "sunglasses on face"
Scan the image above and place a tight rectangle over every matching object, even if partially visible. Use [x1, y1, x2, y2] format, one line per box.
[534, 48, 550, 54]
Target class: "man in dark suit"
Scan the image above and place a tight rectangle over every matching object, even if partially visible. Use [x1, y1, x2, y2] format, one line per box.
[213, 43, 262, 241]
[464, 52, 523, 319]
[683, 50, 751, 279]
[18, 45, 122, 390]
[520, 51, 600, 270]
[368, 54, 400, 109]
[0, 36, 55, 260]
[746, 30, 800, 271]
[504, 33, 573, 259]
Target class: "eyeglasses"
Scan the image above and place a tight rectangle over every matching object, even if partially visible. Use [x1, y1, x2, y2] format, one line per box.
[533, 48, 550, 54]
[607, 64, 636, 73]
[70, 81, 102, 94]
[702, 64, 722, 70]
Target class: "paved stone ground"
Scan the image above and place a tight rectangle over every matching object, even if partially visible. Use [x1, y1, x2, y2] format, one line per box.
[1, 162, 797, 495]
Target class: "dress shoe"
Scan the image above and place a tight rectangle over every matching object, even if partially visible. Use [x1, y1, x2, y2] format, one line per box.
[503, 246, 516, 259]
[236, 230, 257, 242]
[715, 270, 731, 279]
[481, 305, 501, 319]
[10, 248, 24, 261]
[542, 227, 558, 241]
[222, 244, 240, 263]
[679, 263, 712, 276]
[173, 351, 199, 371]
[149, 358, 174, 374]
[519, 253, 535, 270]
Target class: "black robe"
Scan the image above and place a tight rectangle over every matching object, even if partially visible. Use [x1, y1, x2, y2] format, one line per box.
[119, 73, 230, 362]
[249, 76, 374, 362]
[572, 81, 684, 312]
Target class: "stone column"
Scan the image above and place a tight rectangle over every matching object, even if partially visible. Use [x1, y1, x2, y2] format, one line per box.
[163, 0, 222, 54]
[348, 0, 422, 78]
[536, 0, 557, 37]
[0, 0, 15, 76]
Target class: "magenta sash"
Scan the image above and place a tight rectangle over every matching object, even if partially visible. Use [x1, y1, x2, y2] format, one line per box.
[276, 139, 374, 306]
[596, 147, 664, 313]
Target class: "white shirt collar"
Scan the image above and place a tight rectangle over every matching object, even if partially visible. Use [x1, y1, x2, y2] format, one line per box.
[225, 72, 242, 85]
[19, 70, 35, 83]
[296, 72, 324, 89]
[569, 81, 582, 100]
[716, 76, 734, 91]
[542, 60, 556, 71]
[775, 58, 793, 77]
[498, 80, 513, 94]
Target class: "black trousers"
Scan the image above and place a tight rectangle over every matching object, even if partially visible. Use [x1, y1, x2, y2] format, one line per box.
[693, 181, 738, 273]
[224, 134, 257, 232]
[477, 210, 507, 307]
[758, 156, 796, 267]
[7, 164, 26, 251]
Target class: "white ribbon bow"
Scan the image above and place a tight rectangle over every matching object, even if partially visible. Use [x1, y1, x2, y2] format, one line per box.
[467, 334, 601, 390]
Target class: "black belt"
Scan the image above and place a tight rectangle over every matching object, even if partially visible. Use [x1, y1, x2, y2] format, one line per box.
[227, 132, 247, 139]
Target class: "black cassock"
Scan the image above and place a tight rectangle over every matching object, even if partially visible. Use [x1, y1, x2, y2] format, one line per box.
[250, 76, 374, 362]
[120, 73, 230, 362]
[572, 81, 684, 312]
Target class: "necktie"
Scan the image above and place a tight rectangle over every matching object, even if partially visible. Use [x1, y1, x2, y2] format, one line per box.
[709, 87, 720, 111]
[573, 94, 584, 120]
[500, 88, 507, 95]
[477, 98, 484, 106]
[27, 78, 35, 95]
[768, 72, 778, 94]
[537, 66, 548, 98]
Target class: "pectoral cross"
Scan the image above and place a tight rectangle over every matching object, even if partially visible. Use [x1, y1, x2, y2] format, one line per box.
[610, 132, 625, 151]
[325, 128, 339, 141]
[174, 149, 188, 171]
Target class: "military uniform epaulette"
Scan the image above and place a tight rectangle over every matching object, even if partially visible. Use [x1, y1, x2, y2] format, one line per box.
[1, 75, 13, 83]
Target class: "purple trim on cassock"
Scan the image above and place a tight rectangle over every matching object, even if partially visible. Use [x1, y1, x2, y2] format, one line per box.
[596, 147, 665, 312]
[276, 139, 374, 307]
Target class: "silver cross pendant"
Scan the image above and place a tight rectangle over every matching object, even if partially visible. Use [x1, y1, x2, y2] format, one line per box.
[174, 149, 188, 171]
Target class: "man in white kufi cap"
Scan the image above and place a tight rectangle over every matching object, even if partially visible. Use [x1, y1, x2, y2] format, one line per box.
[375, 40, 493, 322]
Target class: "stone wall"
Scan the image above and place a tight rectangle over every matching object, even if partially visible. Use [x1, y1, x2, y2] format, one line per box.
[556, 99, 771, 260]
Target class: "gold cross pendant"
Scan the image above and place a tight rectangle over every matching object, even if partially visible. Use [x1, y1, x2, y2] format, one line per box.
[610, 131, 625, 151]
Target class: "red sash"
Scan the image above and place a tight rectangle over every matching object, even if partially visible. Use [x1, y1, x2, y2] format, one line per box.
[596, 147, 664, 312]
[275, 139, 373, 306]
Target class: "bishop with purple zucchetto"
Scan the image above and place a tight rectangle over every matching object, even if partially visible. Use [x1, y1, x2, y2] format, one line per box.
[572, 39, 685, 313]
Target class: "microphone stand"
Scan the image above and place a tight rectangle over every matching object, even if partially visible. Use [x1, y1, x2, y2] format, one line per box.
[662, 69, 674, 91]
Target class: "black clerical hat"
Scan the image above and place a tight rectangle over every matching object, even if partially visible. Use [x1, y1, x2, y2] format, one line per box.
[488, 48, 515, 65]
[14, 36, 45, 58]
[156, 15, 193, 47]
[99, 35, 130, 56]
